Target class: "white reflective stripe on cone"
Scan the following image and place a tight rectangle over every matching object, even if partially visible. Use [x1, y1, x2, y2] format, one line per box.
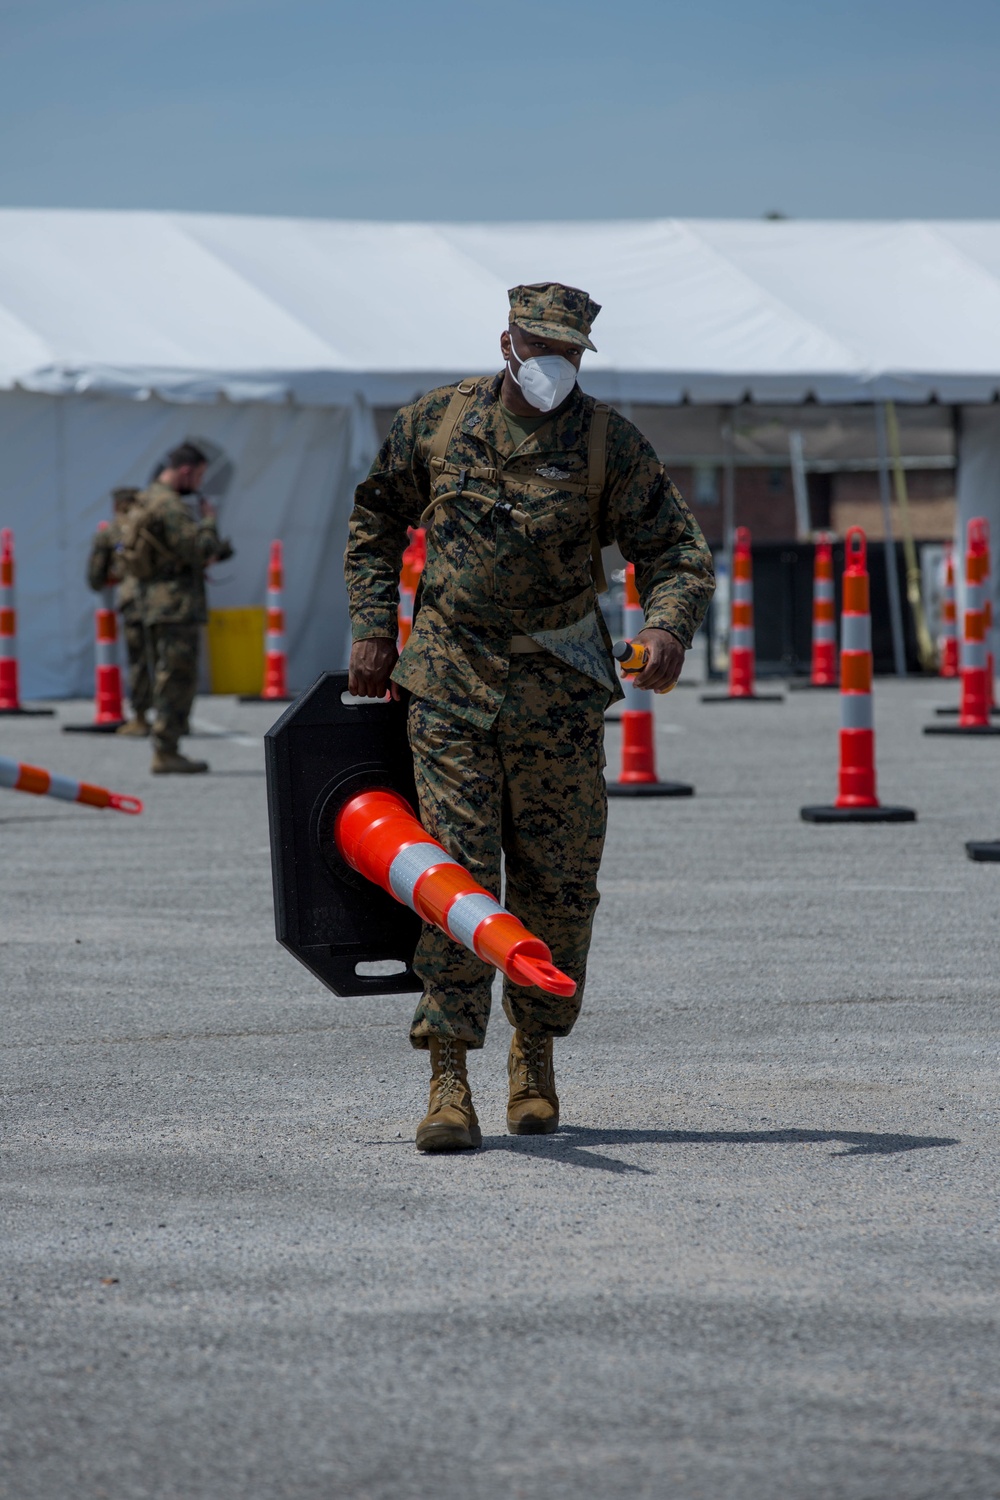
[730, 627, 754, 649]
[966, 584, 985, 610]
[963, 641, 988, 669]
[266, 634, 286, 653]
[46, 773, 80, 803]
[267, 589, 283, 606]
[624, 604, 644, 634]
[621, 674, 646, 710]
[448, 891, 505, 950]
[732, 581, 753, 603]
[96, 642, 116, 666]
[0, 640, 15, 658]
[0, 589, 12, 607]
[388, 842, 461, 906]
[841, 694, 874, 730]
[841, 615, 871, 652]
[0, 757, 18, 788]
[813, 622, 837, 643]
[815, 580, 835, 602]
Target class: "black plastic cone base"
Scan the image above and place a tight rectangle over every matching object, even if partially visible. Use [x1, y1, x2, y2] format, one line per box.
[0, 705, 55, 716]
[608, 779, 694, 797]
[934, 704, 1000, 716]
[787, 680, 839, 692]
[700, 692, 785, 703]
[967, 840, 1000, 861]
[239, 692, 297, 703]
[63, 719, 127, 734]
[801, 803, 916, 823]
[923, 722, 1000, 736]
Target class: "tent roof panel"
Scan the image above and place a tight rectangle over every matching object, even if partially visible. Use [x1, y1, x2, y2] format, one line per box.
[2, 210, 1000, 405]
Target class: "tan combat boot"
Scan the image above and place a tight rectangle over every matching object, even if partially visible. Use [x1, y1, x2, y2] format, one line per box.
[415, 1037, 481, 1152]
[507, 1031, 559, 1135]
[151, 749, 210, 774]
[116, 716, 150, 737]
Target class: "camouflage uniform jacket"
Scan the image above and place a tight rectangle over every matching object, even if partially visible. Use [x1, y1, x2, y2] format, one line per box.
[86, 517, 140, 620]
[132, 480, 222, 626]
[345, 374, 715, 729]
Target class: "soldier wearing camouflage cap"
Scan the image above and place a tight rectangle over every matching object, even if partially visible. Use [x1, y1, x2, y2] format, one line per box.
[345, 281, 714, 1152]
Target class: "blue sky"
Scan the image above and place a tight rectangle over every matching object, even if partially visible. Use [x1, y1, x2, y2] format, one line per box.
[1, 0, 998, 220]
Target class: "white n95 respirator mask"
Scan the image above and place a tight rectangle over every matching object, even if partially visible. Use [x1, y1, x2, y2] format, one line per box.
[506, 329, 579, 412]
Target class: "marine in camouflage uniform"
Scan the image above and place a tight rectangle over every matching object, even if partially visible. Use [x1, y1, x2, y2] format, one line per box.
[86, 488, 152, 733]
[131, 445, 232, 774]
[345, 282, 714, 1151]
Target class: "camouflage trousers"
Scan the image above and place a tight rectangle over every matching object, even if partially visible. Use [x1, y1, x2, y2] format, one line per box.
[407, 654, 609, 1050]
[122, 619, 153, 717]
[148, 624, 199, 754]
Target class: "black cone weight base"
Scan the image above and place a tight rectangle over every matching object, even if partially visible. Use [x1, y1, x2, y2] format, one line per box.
[967, 840, 1000, 861]
[608, 779, 694, 797]
[801, 804, 916, 823]
[239, 693, 297, 703]
[923, 723, 1000, 736]
[264, 671, 422, 997]
[63, 720, 127, 734]
[700, 693, 785, 703]
[0, 705, 55, 716]
[934, 705, 1000, 716]
[787, 680, 839, 692]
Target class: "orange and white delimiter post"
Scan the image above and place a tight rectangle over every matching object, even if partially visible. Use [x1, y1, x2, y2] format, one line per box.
[702, 528, 783, 703]
[335, 788, 575, 996]
[0, 529, 53, 717]
[263, 540, 291, 700]
[607, 564, 692, 797]
[802, 527, 915, 822]
[397, 528, 426, 650]
[925, 518, 1000, 736]
[0, 754, 142, 814]
[809, 533, 838, 685]
[65, 522, 127, 733]
[939, 546, 959, 678]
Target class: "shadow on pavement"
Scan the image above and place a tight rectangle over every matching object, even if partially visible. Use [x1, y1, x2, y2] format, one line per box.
[486, 1124, 960, 1173]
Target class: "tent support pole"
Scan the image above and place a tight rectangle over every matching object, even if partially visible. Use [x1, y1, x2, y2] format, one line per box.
[874, 402, 908, 678]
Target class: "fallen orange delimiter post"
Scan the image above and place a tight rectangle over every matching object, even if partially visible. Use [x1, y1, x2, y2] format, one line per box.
[335, 788, 575, 996]
[0, 753, 142, 813]
[801, 527, 915, 823]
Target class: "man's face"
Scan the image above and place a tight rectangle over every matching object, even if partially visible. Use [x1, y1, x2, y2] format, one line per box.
[501, 324, 584, 370]
[175, 462, 208, 495]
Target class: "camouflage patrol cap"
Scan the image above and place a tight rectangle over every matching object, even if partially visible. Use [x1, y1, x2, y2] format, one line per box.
[508, 282, 601, 352]
[111, 486, 140, 510]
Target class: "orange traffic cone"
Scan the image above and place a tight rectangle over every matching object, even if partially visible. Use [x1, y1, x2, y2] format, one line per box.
[397, 528, 426, 651]
[240, 540, 295, 703]
[701, 528, 783, 702]
[65, 528, 127, 733]
[607, 564, 692, 797]
[926, 519, 1000, 736]
[0, 529, 54, 717]
[802, 527, 915, 822]
[334, 787, 575, 995]
[789, 533, 839, 690]
[0, 753, 142, 813]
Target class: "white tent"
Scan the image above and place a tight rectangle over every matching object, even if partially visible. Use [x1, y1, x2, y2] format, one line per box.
[2, 210, 999, 697]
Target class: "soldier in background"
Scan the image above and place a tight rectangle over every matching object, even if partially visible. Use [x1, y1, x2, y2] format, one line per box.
[86, 487, 152, 735]
[126, 442, 234, 775]
[345, 282, 714, 1153]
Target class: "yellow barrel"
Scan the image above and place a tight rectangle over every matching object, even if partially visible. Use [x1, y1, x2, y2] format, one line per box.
[206, 607, 265, 695]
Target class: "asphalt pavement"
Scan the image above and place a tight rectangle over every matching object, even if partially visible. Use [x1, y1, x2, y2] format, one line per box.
[2, 676, 999, 1499]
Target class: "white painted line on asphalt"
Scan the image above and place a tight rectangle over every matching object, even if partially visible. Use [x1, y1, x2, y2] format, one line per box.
[190, 716, 261, 749]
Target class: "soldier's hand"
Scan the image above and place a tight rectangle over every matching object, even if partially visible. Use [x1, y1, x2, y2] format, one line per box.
[633, 627, 684, 692]
[349, 637, 400, 700]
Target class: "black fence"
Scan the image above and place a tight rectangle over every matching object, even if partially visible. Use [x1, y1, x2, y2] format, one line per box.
[706, 541, 921, 679]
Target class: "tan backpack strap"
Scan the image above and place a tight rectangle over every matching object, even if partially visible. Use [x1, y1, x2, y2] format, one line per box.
[426, 379, 478, 471]
[586, 403, 610, 593]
